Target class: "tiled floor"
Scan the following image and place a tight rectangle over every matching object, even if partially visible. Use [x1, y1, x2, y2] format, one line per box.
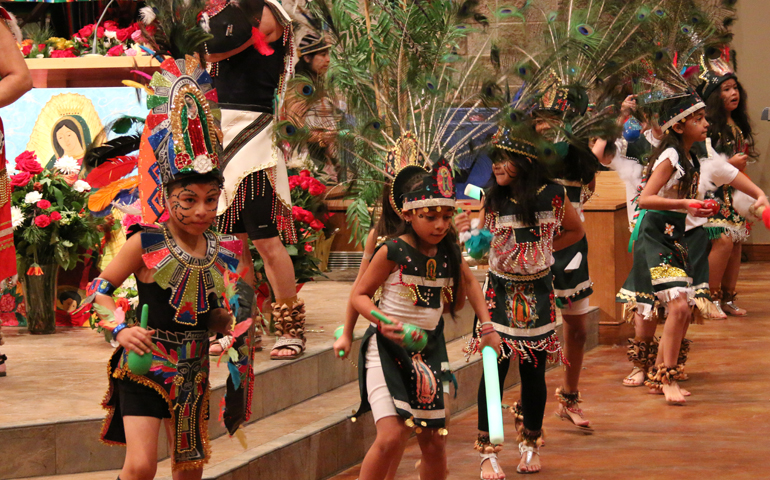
[332, 262, 770, 479]
[0, 281, 362, 428]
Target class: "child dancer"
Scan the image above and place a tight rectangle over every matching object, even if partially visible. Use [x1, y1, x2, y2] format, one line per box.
[462, 126, 585, 476]
[698, 54, 757, 317]
[87, 56, 245, 479]
[619, 91, 714, 404]
[344, 158, 496, 480]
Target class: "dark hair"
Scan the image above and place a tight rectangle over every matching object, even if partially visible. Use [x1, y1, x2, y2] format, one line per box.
[53, 118, 85, 158]
[165, 171, 225, 195]
[646, 130, 697, 199]
[703, 79, 757, 158]
[295, 53, 321, 81]
[374, 183, 402, 239]
[396, 172, 462, 316]
[550, 143, 600, 185]
[485, 148, 547, 226]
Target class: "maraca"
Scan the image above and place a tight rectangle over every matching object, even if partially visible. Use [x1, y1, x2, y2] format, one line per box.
[333, 325, 346, 357]
[370, 310, 428, 353]
[127, 304, 153, 375]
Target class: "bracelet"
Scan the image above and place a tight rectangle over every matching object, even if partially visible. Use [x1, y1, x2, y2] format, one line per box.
[479, 322, 494, 327]
[112, 323, 128, 340]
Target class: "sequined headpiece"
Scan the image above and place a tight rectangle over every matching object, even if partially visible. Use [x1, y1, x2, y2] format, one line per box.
[298, 33, 331, 57]
[391, 157, 456, 215]
[659, 90, 705, 133]
[491, 126, 538, 162]
[144, 55, 222, 186]
[697, 52, 737, 101]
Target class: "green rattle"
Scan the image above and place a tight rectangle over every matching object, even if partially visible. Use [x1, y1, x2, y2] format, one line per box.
[334, 325, 345, 357]
[370, 310, 428, 353]
[127, 304, 153, 375]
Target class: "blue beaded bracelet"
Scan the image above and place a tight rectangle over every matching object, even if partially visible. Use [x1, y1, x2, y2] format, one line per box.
[112, 323, 128, 340]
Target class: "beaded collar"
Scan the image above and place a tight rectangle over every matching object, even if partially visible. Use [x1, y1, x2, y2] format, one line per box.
[141, 224, 241, 325]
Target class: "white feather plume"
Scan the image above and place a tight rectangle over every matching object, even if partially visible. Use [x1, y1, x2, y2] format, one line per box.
[139, 6, 157, 25]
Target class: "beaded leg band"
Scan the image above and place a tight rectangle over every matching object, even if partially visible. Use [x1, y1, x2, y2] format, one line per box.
[555, 387, 581, 408]
[677, 338, 691, 366]
[627, 337, 659, 369]
[517, 427, 545, 448]
[270, 297, 307, 359]
[645, 364, 683, 389]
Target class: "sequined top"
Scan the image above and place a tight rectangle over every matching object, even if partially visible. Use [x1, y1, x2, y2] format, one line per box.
[485, 183, 567, 276]
[375, 238, 456, 331]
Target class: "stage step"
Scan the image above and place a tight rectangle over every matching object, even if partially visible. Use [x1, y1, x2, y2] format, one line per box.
[1, 281, 476, 480]
[22, 307, 603, 480]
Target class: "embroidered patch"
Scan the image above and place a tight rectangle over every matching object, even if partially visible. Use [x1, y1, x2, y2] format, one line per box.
[436, 165, 454, 198]
[505, 282, 538, 328]
[426, 259, 437, 281]
[664, 223, 675, 236]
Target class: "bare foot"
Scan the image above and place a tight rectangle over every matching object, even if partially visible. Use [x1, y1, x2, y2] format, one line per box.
[480, 453, 505, 479]
[623, 367, 645, 386]
[517, 445, 541, 474]
[555, 404, 591, 429]
[648, 386, 690, 396]
[662, 381, 686, 404]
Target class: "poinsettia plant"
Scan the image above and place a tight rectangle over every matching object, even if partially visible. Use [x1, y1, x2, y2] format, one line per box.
[10, 151, 105, 272]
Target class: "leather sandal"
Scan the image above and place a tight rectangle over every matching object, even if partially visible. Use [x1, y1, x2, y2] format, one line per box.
[270, 298, 307, 360]
[516, 428, 543, 474]
[554, 388, 592, 431]
[722, 290, 747, 316]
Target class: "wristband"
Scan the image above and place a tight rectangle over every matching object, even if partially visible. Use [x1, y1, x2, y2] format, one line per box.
[112, 323, 128, 340]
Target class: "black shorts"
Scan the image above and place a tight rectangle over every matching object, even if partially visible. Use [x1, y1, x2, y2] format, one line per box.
[117, 378, 171, 419]
[217, 170, 279, 240]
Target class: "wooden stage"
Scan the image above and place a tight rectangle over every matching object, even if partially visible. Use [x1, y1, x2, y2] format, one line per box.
[333, 261, 770, 480]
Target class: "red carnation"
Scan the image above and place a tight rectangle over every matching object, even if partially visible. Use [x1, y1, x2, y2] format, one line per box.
[104, 20, 119, 32]
[21, 44, 32, 56]
[10, 172, 31, 188]
[50, 211, 62, 221]
[15, 152, 43, 174]
[36, 200, 52, 210]
[288, 176, 301, 189]
[34, 215, 51, 228]
[37, 44, 46, 53]
[304, 243, 314, 252]
[309, 219, 324, 231]
[106, 45, 124, 57]
[299, 170, 311, 178]
[291, 206, 314, 224]
[96, 26, 105, 38]
[299, 176, 311, 190]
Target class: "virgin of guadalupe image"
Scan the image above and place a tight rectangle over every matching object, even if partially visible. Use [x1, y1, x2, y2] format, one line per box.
[25, 94, 104, 327]
[26, 93, 102, 171]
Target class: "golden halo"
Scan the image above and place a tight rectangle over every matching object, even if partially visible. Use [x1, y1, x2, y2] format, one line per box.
[26, 93, 103, 167]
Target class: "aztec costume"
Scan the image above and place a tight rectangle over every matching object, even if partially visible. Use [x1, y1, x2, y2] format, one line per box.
[699, 54, 749, 244]
[94, 5, 259, 463]
[202, 0, 296, 243]
[352, 158, 457, 431]
[698, 52, 752, 315]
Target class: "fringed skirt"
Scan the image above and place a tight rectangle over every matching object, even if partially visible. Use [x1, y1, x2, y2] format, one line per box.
[617, 210, 695, 321]
[467, 269, 564, 365]
[705, 186, 750, 242]
[684, 226, 719, 320]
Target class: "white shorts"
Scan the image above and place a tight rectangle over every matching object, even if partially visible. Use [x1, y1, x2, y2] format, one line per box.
[559, 297, 591, 315]
[365, 337, 398, 423]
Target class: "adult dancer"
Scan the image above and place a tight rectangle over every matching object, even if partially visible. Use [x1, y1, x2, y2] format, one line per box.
[203, 0, 307, 359]
[0, 6, 32, 377]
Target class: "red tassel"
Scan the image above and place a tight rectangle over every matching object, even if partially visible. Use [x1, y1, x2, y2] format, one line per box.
[251, 27, 274, 56]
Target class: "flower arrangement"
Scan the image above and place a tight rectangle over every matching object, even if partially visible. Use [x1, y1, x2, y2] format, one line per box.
[10, 151, 104, 273]
[19, 20, 149, 59]
[252, 169, 331, 288]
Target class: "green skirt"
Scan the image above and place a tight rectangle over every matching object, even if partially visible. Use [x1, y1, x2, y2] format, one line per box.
[354, 322, 451, 429]
[466, 270, 563, 365]
[705, 186, 749, 242]
[552, 234, 593, 305]
[617, 211, 693, 320]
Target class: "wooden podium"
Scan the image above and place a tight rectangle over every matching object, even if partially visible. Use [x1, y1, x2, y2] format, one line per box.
[583, 171, 635, 345]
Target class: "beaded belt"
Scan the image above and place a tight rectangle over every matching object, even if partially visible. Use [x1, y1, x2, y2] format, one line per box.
[490, 268, 549, 282]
